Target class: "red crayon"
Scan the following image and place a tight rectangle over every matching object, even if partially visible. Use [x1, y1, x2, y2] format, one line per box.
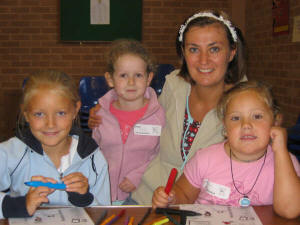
[164, 168, 178, 194]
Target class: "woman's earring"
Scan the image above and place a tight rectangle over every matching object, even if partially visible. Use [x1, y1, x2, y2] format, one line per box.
[222, 128, 227, 137]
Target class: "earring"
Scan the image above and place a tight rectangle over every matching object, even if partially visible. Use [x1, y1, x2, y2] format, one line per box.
[222, 128, 227, 137]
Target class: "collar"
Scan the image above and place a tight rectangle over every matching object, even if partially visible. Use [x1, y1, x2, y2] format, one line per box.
[16, 125, 98, 159]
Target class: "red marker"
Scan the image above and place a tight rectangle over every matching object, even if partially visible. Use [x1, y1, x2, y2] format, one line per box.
[164, 168, 178, 194]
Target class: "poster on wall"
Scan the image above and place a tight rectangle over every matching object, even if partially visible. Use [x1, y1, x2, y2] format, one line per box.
[60, 0, 142, 41]
[272, 0, 289, 35]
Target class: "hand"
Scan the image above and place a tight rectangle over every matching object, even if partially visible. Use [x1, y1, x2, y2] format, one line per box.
[61, 172, 89, 195]
[152, 186, 175, 209]
[26, 176, 56, 216]
[119, 177, 136, 193]
[270, 126, 288, 153]
[88, 104, 102, 129]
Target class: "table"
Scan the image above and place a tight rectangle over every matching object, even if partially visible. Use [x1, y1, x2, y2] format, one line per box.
[1, 205, 300, 225]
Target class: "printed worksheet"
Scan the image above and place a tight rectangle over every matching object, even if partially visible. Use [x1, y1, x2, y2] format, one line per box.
[9, 207, 94, 225]
[180, 204, 263, 225]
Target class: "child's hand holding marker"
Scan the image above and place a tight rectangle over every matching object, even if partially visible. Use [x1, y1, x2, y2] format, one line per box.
[25, 176, 57, 216]
[152, 168, 178, 208]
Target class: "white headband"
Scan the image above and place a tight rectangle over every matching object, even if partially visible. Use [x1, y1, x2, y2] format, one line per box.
[178, 12, 238, 43]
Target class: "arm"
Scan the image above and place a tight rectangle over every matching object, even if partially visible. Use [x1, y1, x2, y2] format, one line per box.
[152, 174, 200, 208]
[272, 126, 300, 219]
[124, 141, 161, 190]
[1, 176, 55, 218]
[88, 104, 102, 129]
[88, 151, 111, 206]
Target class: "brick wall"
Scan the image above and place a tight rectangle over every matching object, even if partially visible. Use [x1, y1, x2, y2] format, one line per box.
[0, 0, 230, 140]
[246, 0, 300, 127]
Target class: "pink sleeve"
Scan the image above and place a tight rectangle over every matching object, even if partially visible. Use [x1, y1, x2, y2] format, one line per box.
[126, 142, 160, 188]
[92, 127, 101, 147]
[184, 150, 207, 189]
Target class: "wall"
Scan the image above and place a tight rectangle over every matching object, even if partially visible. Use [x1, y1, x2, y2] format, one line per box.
[246, 0, 300, 127]
[0, 0, 230, 140]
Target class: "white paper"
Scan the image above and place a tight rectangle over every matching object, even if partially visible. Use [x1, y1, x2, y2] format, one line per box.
[90, 0, 110, 25]
[9, 207, 94, 225]
[180, 204, 263, 225]
[292, 15, 300, 42]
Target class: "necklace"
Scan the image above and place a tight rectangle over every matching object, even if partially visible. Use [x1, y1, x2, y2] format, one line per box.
[230, 147, 267, 207]
[231, 150, 266, 163]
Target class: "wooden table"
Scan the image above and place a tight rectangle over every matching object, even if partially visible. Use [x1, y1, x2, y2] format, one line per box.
[1, 205, 299, 225]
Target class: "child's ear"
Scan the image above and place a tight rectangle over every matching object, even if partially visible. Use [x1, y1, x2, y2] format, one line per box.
[75, 101, 81, 116]
[274, 113, 283, 126]
[21, 104, 29, 122]
[104, 72, 114, 88]
[147, 72, 154, 86]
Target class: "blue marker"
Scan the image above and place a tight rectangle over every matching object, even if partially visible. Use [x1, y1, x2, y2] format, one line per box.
[24, 181, 66, 190]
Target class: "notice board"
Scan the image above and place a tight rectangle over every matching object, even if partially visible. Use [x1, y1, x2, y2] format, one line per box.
[60, 0, 142, 42]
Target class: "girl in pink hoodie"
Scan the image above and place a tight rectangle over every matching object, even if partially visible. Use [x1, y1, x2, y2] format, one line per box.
[92, 39, 165, 204]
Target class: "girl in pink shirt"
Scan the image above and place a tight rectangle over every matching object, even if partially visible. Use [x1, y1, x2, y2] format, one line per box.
[92, 39, 165, 204]
[152, 81, 300, 219]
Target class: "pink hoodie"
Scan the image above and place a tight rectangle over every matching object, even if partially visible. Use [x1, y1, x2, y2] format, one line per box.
[92, 87, 165, 201]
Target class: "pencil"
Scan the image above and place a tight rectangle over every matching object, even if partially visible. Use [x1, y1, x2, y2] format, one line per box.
[106, 209, 126, 225]
[144, 216, 167, 225]
[128, 216, 134, 225]
[137, 208, 151, 225]
[152, 218, 169, 225]
[163, 212, 181, 225]
[100, 214, 116, 225]
[95, 209, 108, 225]
[123, 216, 129, 225]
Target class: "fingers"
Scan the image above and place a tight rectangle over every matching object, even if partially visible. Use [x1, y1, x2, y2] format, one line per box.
[119, 178, 136, 193]
[88, 104, 102, 129]
[270, 126, 288, 152]
[26, 186, 51, 216]
[152, 187, 170, 209]
[61, 172, 89, 194]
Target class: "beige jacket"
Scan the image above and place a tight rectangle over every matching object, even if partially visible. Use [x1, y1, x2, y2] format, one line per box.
[132, 70, 225, 204]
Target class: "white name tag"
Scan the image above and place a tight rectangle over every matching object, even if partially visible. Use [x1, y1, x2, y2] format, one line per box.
[134, 124, 162, 136]
[202, 179, 231, 199]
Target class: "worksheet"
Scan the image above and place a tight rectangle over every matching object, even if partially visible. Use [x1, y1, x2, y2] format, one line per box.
[9, 207, 94, 225]
[180, 204, 263, 225]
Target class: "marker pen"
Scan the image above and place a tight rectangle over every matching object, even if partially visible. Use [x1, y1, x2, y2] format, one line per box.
[24, 181, 66, 189]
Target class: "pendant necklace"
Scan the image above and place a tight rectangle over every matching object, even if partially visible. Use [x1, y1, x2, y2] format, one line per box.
[230, 147, 267, 207]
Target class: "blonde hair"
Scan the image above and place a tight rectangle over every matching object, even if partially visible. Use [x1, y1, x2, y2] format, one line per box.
[19, 70, 80, 132]
[217, 80, 280, 121]
[106, 39, 156, 75]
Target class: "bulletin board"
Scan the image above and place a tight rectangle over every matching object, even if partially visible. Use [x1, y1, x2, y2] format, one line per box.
[60, 0, 142, 42]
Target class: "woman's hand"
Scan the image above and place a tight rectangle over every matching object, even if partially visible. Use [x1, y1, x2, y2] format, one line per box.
[61, 172, 89, 195]
[26, 176, 56, 216]
[152, 186, 175, 209]
[88, 104, 102, 129]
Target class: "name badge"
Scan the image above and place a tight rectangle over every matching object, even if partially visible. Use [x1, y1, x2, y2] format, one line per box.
[134, 124, 162, 136]
[202, 179, 231, 199]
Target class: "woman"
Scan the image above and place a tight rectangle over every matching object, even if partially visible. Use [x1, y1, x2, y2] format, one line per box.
[89, 10, 247, 204]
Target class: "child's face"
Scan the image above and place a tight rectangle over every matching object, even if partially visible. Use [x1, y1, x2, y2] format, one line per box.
[224, 90, 274, 159]
[23, 88, 80, 153]
[105, 54, 153, 106]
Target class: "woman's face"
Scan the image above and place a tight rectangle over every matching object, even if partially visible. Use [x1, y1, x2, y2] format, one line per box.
[183, 23, 236, 88]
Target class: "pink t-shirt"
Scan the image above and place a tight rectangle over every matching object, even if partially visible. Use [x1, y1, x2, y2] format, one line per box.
[184, 141, 300, 206]
[110, 103, 148, 143]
